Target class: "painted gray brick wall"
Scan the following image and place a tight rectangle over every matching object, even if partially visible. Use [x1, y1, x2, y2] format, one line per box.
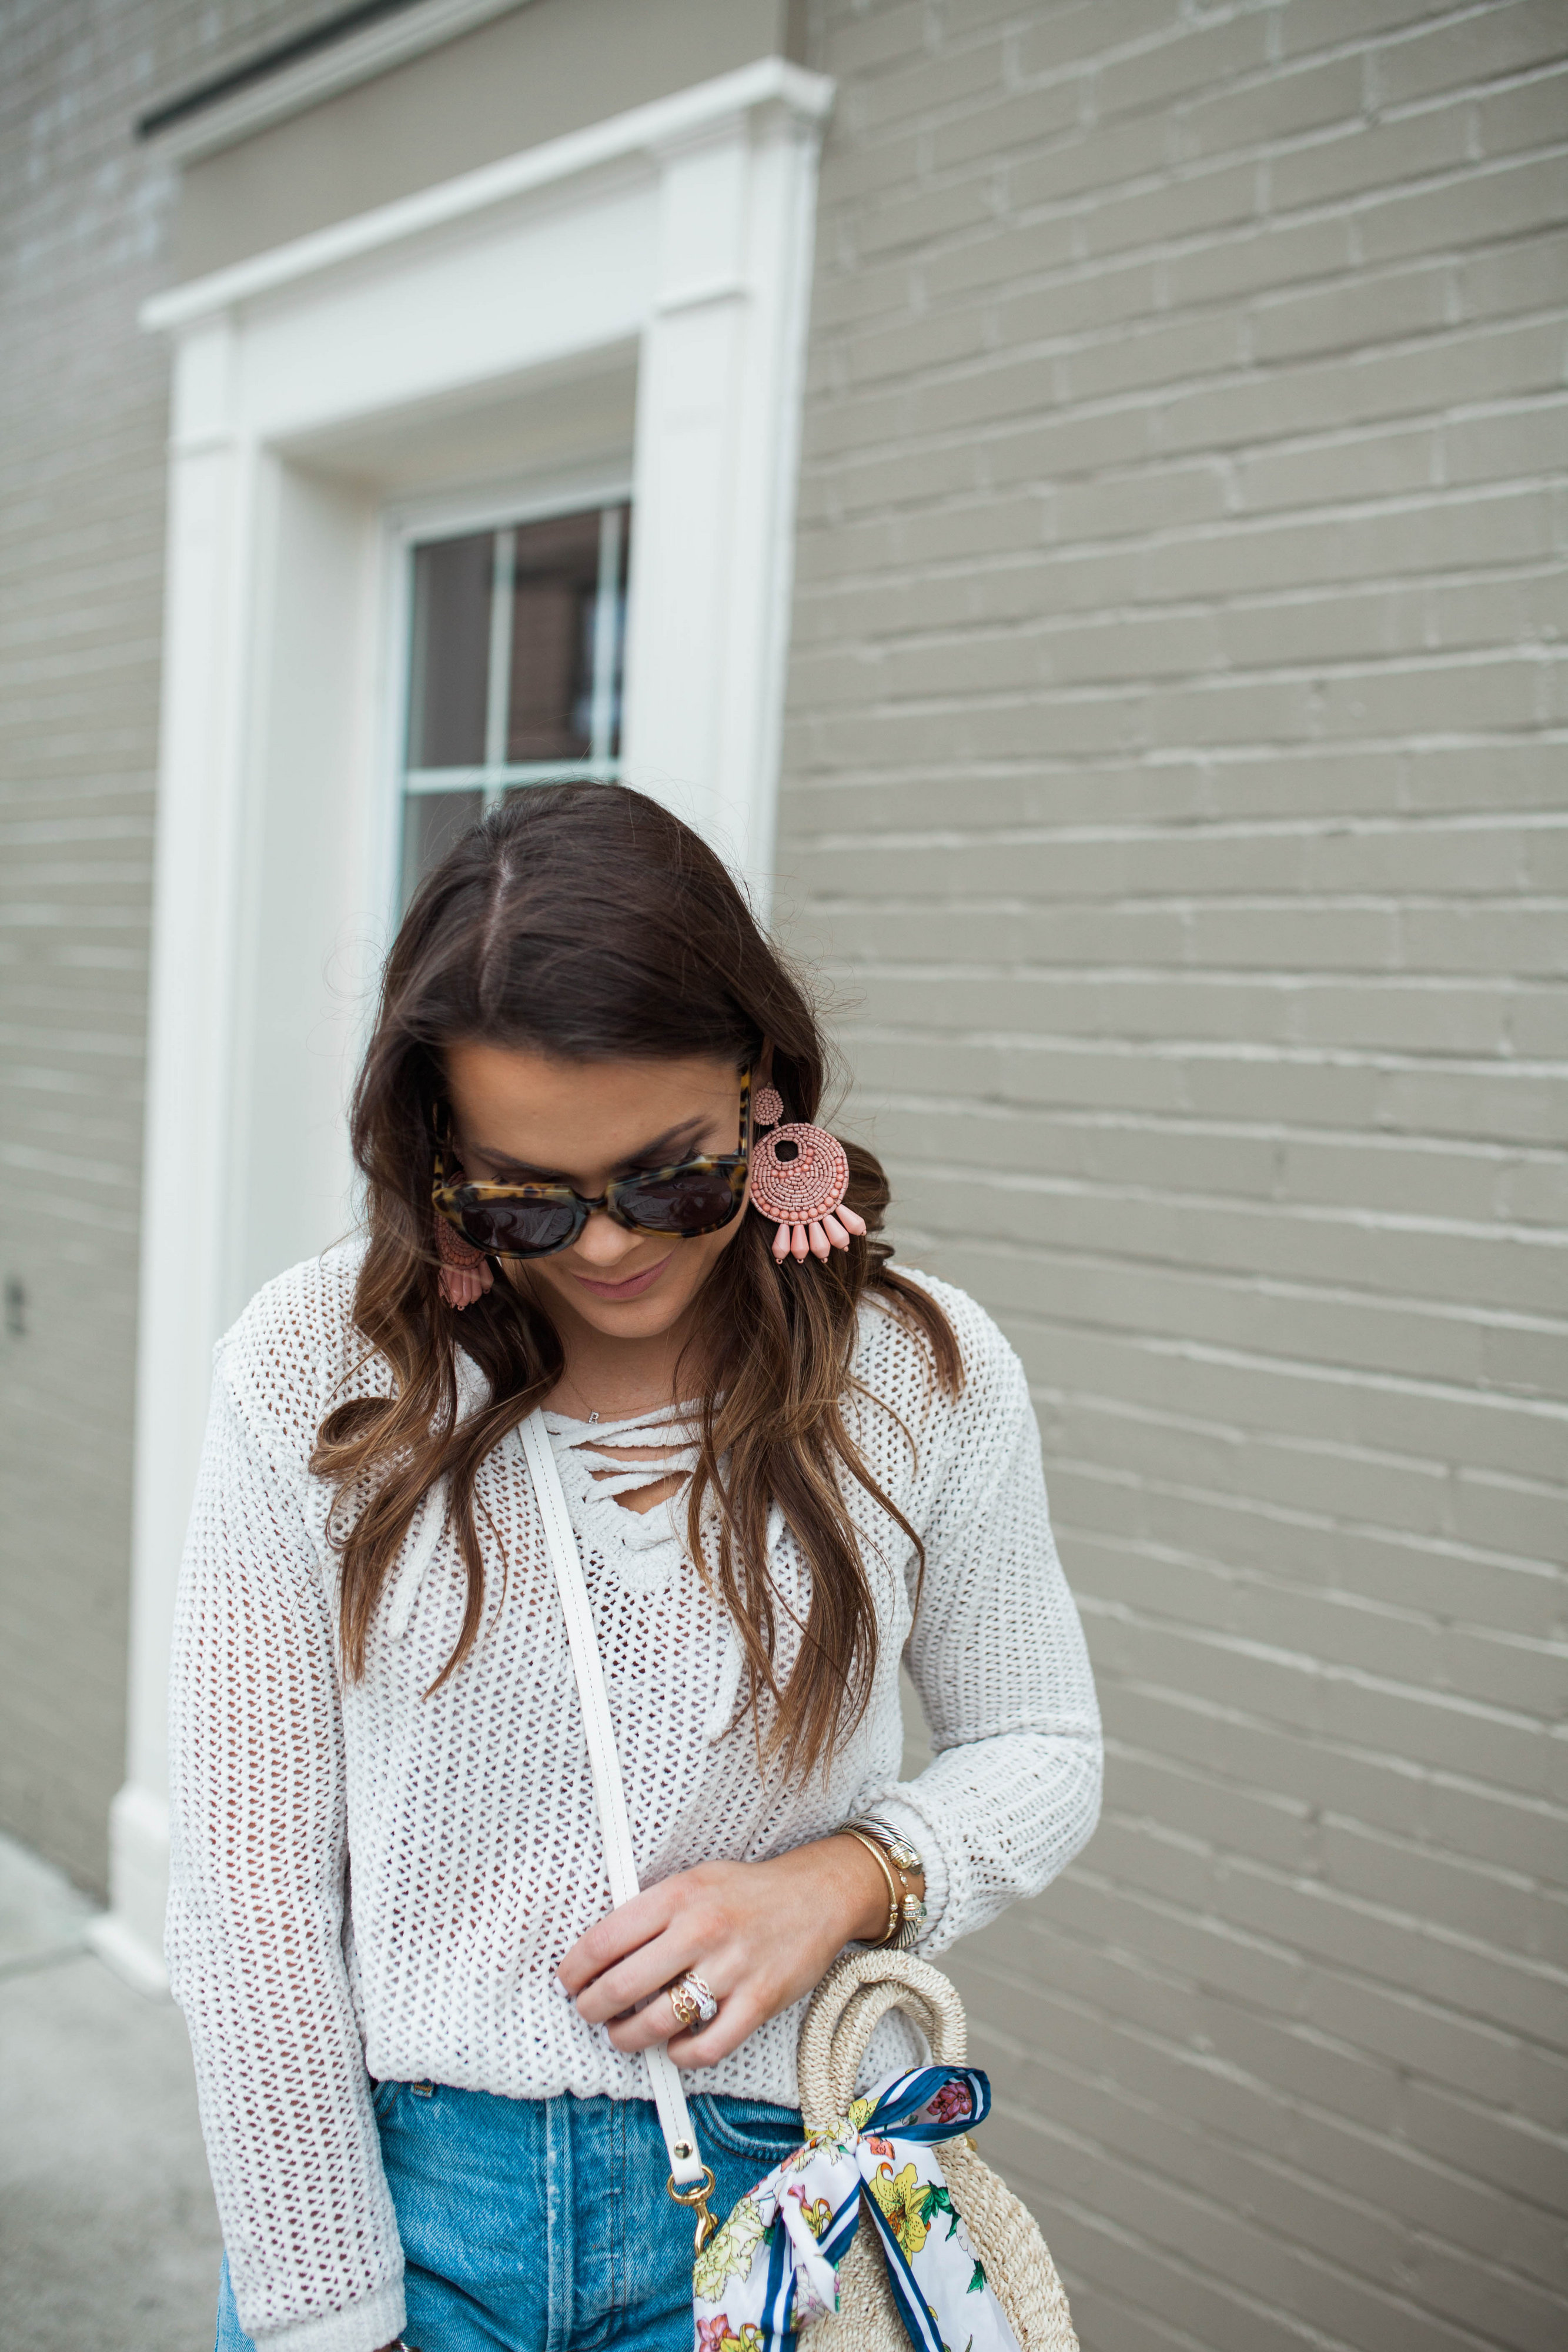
[781, 5, 1567, 2350]
[0, 0, 342, 1889]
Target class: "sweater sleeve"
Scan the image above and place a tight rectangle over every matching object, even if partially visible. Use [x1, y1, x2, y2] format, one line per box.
[165, 1359, 407, 2352]
[855, 1301, 1103, 1950]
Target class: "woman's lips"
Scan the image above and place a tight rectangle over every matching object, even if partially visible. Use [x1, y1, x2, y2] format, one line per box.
[570, 1254, 673, 1301]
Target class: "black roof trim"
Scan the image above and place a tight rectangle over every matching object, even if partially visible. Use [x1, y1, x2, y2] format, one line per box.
[136, 0, 431, 141]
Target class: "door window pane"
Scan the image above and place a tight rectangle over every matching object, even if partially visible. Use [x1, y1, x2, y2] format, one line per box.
[400, 789, 484, 897]
[399, 500, 630, 906]
[407, 532, 492, 770]
[506, 508, 601, 763]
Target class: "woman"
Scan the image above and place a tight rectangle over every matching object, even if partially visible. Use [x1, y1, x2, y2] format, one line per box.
[170, 783, 1101, 2352]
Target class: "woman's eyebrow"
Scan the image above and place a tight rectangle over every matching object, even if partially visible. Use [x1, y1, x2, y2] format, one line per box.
[612, 1117, 709, 1170]
[465, 1148, 570, 1180]
[469, 1116, 710, 1180]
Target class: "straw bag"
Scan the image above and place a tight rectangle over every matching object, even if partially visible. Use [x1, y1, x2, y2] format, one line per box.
[796, 1947, 1078, 2350]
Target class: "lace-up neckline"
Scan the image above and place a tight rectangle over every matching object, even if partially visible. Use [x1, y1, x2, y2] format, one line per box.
[540, 1400, 703, 1579]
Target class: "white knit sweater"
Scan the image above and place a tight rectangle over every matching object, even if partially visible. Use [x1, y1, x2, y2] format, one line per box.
[166, 1244, 1101, 2352]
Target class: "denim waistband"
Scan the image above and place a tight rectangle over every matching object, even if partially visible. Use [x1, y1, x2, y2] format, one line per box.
[216, 2084, 805, 2352]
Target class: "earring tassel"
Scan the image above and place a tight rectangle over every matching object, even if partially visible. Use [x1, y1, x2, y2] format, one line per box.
[434, 1214, 494, 1311]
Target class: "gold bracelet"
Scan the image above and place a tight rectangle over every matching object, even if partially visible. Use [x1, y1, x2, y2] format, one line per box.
[838, 1825, 902, 1947]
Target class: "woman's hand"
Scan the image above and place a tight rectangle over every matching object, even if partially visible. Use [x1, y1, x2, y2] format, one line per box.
[557, 1836, 910, 2067]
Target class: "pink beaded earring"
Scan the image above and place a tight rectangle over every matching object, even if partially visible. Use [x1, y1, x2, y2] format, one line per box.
[748, 1086, 868, 1264]
[434, 1213, 493, 1311]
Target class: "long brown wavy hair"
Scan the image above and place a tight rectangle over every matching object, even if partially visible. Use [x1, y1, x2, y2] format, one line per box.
[313, 783, 959, 1776]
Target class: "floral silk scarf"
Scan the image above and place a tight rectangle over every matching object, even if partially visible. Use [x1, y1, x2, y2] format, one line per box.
[691, 2066, 1022, 2352]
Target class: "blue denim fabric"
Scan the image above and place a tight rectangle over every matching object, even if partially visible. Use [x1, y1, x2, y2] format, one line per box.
[215, 2084, 804, 2352]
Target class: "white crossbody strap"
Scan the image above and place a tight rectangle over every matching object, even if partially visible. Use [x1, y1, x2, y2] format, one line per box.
[519, 1409, 708, 2187]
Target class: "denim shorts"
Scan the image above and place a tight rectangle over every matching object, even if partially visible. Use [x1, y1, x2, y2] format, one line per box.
[215, 2082, 805, 2351]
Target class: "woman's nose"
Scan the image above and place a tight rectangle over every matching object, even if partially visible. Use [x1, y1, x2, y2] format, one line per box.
[571, 1205, 644, 1266]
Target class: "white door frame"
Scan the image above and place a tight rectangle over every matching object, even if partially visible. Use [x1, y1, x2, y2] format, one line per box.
[94, 57, 831, 1991]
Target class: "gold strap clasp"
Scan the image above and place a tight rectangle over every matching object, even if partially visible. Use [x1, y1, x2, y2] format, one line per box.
[667, 2163, 719, 2251]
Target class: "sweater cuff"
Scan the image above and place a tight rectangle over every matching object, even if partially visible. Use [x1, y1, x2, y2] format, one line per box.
[251, 2277, 406, 2352]
[860, 1789, 954, 1949]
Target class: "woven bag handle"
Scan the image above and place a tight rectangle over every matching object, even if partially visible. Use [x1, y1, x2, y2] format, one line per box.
[797, 1947, 968, 2134]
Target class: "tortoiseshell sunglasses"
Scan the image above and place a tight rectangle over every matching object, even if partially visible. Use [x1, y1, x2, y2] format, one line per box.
[432, 1070, 753, 1261]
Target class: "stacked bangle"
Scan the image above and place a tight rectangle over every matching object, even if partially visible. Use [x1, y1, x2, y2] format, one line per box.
[838, 1817, 927, 1950]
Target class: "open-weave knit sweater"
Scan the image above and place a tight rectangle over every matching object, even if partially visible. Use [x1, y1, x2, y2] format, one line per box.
[166, 1243, 1102, 2352]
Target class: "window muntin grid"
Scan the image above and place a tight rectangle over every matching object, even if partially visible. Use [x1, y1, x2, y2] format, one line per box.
[399, 500, 629, 901]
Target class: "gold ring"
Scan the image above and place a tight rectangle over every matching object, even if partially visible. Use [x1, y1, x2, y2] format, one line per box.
[668, 1980, 701, 2032]
[666, 1970, 720, 2032]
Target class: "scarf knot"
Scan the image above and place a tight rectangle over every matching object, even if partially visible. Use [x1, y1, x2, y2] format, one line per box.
[692, 2064, 1021, 2352]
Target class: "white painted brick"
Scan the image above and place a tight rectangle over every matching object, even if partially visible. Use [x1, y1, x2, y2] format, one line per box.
[1012, 0, 1180, 85]
[847, 302, 988, 385]
[1459, 232, 1568, 328]
[1092, 15, 1275, 126]
[1359, 152, 1568, 266]
[929, 76, 1082, 172]
[994, 253, 1166, 343]
[1371, 1, 1568, 108]
[923, 217, 1091, 309]
[1000, 110, 1176, 210]
[1251, 258, 1455, 362]
[788, 6, 1568, 2342]
[0, 0, 339, 1889]
[855, 172, 1001, 258]
[1162, 318, 1566, 453]
[1080, 158, 1264, 260]
[1062, 309, 1246, 400]
[1174, 52, 1368, 162]
[823, 0, 926, 79]
[857, 26, 1007, 133]
[1266, 106, 1475, 216]
[1473, 61, 1568, 161]
[1279, 0, 1457, 63]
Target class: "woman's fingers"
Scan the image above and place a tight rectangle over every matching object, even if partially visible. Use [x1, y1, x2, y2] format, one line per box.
[571, 1923, 709, 2030]
[601, 1969, 731, 2055]
[663, 1987, 765, 2070]
[556, 1880, 678, 1996]
[561, 1850, 863, 2070]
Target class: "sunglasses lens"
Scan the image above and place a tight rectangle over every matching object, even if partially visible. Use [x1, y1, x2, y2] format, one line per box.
[457, 1200, 583, 1258]
[620, 1167, 741, 1235]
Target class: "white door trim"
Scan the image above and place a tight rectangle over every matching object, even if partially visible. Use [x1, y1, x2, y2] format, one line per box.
[101, 59, 831, 1989]
[142, 58, 832, 329]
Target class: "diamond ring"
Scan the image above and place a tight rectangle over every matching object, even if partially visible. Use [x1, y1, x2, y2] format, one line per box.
[667, 1970, 720, 2032]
